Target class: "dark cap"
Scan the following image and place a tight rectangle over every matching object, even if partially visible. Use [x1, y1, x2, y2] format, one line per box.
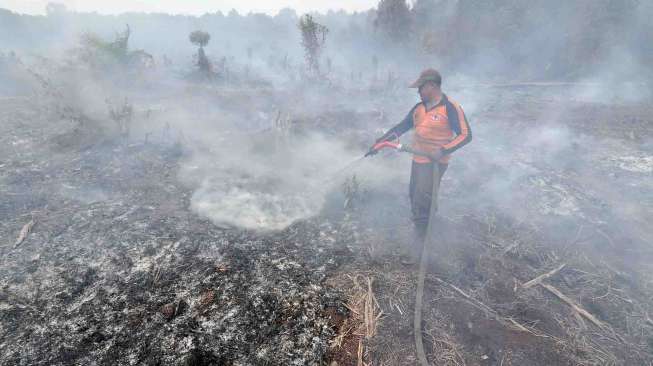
[409, 68, 442, 88]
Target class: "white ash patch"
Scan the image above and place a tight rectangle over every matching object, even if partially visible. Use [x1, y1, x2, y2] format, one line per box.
[527, 176, 582, 217]
[613, 155, 653, 173]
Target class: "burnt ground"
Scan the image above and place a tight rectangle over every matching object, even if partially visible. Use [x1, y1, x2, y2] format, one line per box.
[1, 81, 653, 366]
[324, 85, 653, 366]
[0, 96, 353, 365]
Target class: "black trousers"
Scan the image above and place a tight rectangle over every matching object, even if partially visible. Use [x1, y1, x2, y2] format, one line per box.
[409, 161, 448, 238]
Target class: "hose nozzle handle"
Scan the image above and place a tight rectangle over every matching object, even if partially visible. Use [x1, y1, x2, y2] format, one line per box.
[365, 140, 401, 157]
[365, 138, 439, 161]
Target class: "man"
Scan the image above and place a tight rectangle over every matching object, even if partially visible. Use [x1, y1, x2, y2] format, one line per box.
[367, 68, 472, 244]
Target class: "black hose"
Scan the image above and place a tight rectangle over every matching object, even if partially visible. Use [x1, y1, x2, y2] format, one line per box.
[414, 163, 442, 366]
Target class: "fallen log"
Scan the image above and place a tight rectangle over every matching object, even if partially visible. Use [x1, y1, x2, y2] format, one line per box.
[433, 277, 534, 334]
[522, 264, 566, 289]
[540, 283, 607, 329]
[14, 219, 35, 248]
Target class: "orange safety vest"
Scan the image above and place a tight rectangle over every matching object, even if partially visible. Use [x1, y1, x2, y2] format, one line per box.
[411, 96, 470, 164]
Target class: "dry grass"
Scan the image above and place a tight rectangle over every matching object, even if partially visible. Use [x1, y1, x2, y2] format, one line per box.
[426, 330, 466, 366]
[328, 272, 384, 365]
[423, 306, 466, 366]
[327, 211, 653, 365]
[343, 274, 383, 339]
[467, 211, 653, 364]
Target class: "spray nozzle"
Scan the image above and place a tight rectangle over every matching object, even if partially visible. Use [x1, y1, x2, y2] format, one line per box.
[365, 133, 401, 157]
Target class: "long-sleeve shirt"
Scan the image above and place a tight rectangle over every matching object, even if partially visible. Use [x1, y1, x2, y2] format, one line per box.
[379, 94, 472, 163]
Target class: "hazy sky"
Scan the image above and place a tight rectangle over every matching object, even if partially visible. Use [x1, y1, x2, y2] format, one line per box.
[0, 0, 379, 15]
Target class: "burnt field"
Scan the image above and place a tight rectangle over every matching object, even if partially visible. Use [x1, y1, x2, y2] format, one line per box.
[1, 72, 652, 366]
[2, 0, 653, 363]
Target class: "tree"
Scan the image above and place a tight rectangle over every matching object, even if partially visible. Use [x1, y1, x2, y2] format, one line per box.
[411, 0, 441, 30]
[79, 24, 144, 69]
[298, 14, 329, 77]
[374, 0, 411, 43]
[189, 30, 211, 48]
[412, 0, 438, 14]
[189, 30, 211, 73]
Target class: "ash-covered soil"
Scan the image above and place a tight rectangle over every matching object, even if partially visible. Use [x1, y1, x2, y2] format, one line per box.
[0, 98, 354, 365]
[1, 81, 653, 366]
